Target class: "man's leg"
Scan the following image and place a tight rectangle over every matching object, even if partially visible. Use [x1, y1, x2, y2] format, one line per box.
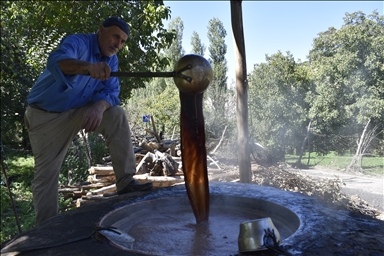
[25, 107, 82, 225]
[95, 106, 151, 192]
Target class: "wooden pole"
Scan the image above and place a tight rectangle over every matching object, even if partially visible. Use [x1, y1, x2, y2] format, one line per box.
[230, 0, 252, 183]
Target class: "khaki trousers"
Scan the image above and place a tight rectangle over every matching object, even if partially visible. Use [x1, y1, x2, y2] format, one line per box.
[24, 105, 136, 225]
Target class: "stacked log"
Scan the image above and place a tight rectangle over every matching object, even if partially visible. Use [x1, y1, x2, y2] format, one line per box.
[59, 159, 226, 209]
[85, 163, 184, 189]
[136, 150, 181, 176]
[87, 166, 116, 185]
[58, 182, 113, 210]
[68, 151, 184, 207]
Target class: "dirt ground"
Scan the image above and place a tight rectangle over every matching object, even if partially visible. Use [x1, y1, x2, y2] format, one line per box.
[290, 165, 383, 213]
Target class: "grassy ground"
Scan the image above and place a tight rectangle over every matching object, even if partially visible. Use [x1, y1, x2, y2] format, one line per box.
[286, 152, 384, 176]
[1, 154, 35, 244]
[1, 153, 79, 245]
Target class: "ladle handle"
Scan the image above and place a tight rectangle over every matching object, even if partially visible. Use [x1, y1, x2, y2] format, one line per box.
[81, 70, 192, 82]
[81, 70, 175, 78]
[110, 71, 175, 78]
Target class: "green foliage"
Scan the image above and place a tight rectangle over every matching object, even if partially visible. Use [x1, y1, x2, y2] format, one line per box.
[127, 79, 181, 136]
[125, 17, 236, 142]
[88, 133, 109, 165]
[59, 135, 89, 185]
[60, 133, 108, 185]
[248, 11, 383, 161]
[147, 85, 181, 134]
[190, 31, 206, 56]
[1, 184, 35, 244]
[207, 18, 227, 67]
[163, 16, 185, 70]
[205, 17, 230, 139]
[204, 88, 237, 141]
[1, 2, 38, 147]
[207, 17, 228, 90]
[2, 156, 34, 186]
[248, 51, 312, 161]
[0, 150, 35, 244]
[308, 11, 384, 134]
[125, 16, 185, 135]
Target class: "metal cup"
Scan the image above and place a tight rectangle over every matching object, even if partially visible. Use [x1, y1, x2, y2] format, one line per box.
[238, 217, 282, 252]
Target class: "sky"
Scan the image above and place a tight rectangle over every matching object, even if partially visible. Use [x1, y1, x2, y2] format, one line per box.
[163, 1, 383, 84]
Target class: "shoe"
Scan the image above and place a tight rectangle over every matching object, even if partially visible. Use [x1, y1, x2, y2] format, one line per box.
[117, 180, 153, 195]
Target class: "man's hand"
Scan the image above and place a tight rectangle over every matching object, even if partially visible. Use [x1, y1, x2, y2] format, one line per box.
[86, 62, 111, 81]
[82, 101, 110, 133]
[58, 60, 111, 81]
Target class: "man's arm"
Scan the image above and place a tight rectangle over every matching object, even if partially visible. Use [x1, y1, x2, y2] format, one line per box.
[58, 59, 114, 132]
[58, 59, 111, 81]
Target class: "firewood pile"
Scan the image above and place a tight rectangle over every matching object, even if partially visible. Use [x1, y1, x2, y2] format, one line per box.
[58, 116, 232, 210]
[59, 141, 185, 208]
[59, 152, 224, 209]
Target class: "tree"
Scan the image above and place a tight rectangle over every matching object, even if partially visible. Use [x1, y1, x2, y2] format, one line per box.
[163, 16, 185, 70]
[308, 10, 384, 155]
[190, 31, 205, 56]
[308, 11, 384, 130]
[1, 1, 39, 147]
[346, 119, 381, 172]
[1, 1, 175, 147]
[1, 22, 36, 147]
[207, 18, 228, 91]
[205, 17, 229, 139]
[248, 51, 312, 162]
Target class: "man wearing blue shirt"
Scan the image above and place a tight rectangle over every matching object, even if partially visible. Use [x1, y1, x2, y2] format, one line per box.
[25, 17, 152, 225]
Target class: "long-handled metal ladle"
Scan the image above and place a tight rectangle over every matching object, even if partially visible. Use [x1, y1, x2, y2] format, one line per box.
[173, 54, 213, 223]
[83, 64, 193, 82]
[85, 54, 213, 224]
[116, 55, 213, 224]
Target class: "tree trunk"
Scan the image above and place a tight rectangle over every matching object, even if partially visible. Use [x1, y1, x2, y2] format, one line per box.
[347, 119, 371, 172]
[231, 0, 251, 183]
[297, 121, 312, 165]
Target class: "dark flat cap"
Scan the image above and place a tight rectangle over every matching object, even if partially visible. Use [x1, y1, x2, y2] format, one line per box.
[102, 17, 129, 35]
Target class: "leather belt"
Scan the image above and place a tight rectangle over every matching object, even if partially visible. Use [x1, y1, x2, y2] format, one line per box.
[29, 104, 61, 113]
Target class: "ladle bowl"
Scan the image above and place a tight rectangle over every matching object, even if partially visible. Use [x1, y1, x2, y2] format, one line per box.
[174, 54, 213, 95]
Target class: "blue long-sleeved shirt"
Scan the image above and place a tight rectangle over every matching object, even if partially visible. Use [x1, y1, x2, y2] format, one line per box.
[27, 33, 121, 112]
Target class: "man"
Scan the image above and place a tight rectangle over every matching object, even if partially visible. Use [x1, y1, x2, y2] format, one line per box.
[24, 17, 152, 225]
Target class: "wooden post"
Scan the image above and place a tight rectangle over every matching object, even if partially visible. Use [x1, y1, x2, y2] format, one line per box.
[231, 0, 252, 183]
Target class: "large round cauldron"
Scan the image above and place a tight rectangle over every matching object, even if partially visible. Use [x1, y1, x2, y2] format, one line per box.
[99, 193, 299, 255]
